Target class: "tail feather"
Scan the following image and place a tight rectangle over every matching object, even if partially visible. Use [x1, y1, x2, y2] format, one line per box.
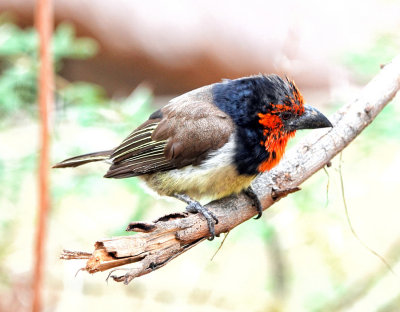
[53, 150, 113, 168]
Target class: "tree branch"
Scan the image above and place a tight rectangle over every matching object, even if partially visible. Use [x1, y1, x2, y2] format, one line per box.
[34, 0, 54, 310]
[60, 55, 400, 284]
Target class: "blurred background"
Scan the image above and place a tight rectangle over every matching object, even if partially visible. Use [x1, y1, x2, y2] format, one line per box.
[1, 0, 400, 311]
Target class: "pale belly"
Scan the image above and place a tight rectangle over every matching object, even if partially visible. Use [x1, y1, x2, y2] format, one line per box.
[141, 134, 257, 200]
[141, 164, 256, 200]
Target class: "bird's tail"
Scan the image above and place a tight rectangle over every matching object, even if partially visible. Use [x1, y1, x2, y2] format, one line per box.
[53, 150, 113, 168]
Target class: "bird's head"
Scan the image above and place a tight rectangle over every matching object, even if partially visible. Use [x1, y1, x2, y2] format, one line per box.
[255, 75, 332, 172]
[212, 74, 332, 174]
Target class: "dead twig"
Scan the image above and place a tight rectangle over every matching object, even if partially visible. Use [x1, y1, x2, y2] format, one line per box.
[60, 55, 400, 284]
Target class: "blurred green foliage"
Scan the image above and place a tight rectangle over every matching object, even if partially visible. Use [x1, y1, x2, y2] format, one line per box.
[0, 14, 99, 118]
[344, 32, 400, 82]
[343, 31, 400, 153]
[59, 82, 107, 108]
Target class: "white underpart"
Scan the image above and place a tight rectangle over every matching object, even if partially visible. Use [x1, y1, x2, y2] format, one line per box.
[141, 134, 255, 200]
[167, 134, 236, 179]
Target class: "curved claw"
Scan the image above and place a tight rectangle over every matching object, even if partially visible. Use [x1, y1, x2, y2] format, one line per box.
[243, 187, 263, 219]
[209, 210, 219, 224]
[173, 193, 219, 240]
[253, 211, 262, 220]
[191, 204, 217, 240]
[206, 210, 218, 240]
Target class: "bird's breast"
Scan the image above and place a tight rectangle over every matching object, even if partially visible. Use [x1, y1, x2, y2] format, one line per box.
[141, 137, 256, 200]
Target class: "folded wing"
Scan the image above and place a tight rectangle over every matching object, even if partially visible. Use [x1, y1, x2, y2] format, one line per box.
[104, 86, 234, 178]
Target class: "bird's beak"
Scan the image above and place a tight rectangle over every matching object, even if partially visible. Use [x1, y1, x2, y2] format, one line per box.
[287, 104, 332, 131]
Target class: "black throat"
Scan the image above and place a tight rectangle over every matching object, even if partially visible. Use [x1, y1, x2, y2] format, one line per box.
[211, 76, 278, 175]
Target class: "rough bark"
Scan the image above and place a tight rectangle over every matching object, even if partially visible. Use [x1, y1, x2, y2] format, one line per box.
[60, 55, 400, 284]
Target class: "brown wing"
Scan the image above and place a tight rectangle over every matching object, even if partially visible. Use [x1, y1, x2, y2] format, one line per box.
[104, 86, 234, 179]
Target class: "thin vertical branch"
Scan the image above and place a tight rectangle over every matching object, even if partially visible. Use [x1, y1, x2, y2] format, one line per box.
[33, 0, 53, 311]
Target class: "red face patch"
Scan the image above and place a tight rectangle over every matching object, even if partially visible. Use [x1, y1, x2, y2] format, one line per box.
[257, 112, 282, 130]
[257, 131, 295, 172]
[257, 78, 304, 172]
[287, 80, 305, 115]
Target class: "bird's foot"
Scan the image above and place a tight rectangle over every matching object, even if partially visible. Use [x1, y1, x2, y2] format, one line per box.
[243, 186, 263, 219]
[173, 193, 218, 240]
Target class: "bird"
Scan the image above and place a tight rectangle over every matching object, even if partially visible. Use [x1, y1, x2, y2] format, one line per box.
[54, 74, 332, 239]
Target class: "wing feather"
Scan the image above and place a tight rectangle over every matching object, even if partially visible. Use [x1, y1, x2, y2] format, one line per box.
[105, 85, 234, 179]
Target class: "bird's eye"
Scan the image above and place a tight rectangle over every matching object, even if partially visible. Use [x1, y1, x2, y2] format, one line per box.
[281, 112, 292, 120]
